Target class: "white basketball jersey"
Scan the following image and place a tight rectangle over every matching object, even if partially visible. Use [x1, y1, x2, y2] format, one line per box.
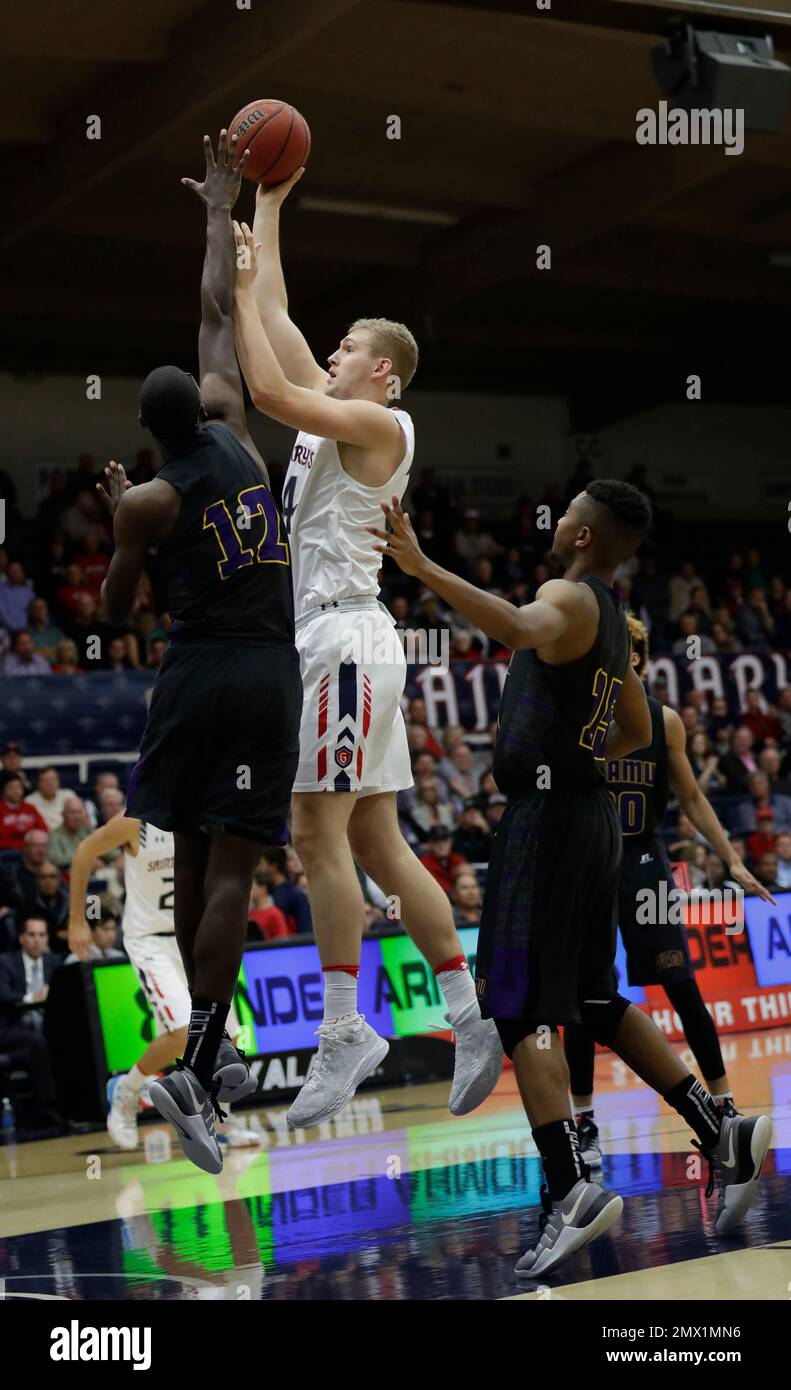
[282, 409, 415, 618]
[121, 821, 175, 942]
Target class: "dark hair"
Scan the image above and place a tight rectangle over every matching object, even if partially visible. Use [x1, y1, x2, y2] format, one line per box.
[1, 770, 24, 792]
[261, 847, 287, 874]
[19, 916, 48, 936]
[139, 366, 201, 443]
[583, 479, 652, 562]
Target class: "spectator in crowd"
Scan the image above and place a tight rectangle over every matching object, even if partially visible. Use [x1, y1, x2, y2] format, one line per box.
[0, 773, 49, 850]
[409, 776, 455, 837]
[758, 745, 791, 797]
[436, 742, 480, 806]
[451, 871, 482, 928]
[407, 698, 445, 759]
[419, 825, 468, 895]
[0, 917, 62, 1135]
[752, 851, 780, 892]
[718, 726, 759, 794]
[65, 593, 114, 669]
[56, 562, 91, 623]
[27, 767, 71, 833]
[48, 798, 93, 870]
[711, 620, 742, 655]
[104, 635, 134, 671]
[680, 705, 703, 739]
[51, 638, 81, 674]
[747, 808, 776, 863]
[672, 614, 716, 657]
[248, 870, 290, 940]
[97, 787, 125, 824]
[411, 466, 451, 527]
[1, 742, 31, 793]
[687, 584, 712, 632]
[453, 509, 503, 575]
[64, 910, 125, 964]
[83, 771, 121, 828]
[452, 799, 492, 864]
[728, 771, 791, 836]
[27, 862, 70, 953]
[669, 560, 709, 624]
[736, 587, 774, 651]
[73, 532, 109, 599]
[739, 688, 783, 745]
[687, 732, 725, 794]
[145, 635, 167, 670]
[774, 832, 791, 889]
[707, 695, 733, 739]
[3, 629, 52, 676]
[0, 561, 36, 633]
[27, 597, 64, 663]
[259, 848, 312, 934]
[0, 827, 49, 921]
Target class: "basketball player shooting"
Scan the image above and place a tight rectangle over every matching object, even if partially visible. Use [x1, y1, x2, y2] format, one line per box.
[371, 485, 772, 1278]
[230, 200, 502, 1131]
[100, 131, 302, 1174]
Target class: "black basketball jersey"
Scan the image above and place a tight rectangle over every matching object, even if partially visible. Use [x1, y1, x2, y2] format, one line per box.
[493, 576, 630, 794]
[155, 422, 294, 644]
[607, 694, 669, 841]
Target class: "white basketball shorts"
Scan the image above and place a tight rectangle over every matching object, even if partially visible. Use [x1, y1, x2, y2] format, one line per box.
[293, 604, 413, 796]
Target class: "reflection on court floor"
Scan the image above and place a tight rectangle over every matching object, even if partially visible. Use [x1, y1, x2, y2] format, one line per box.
[1, 1028, 790, 1301]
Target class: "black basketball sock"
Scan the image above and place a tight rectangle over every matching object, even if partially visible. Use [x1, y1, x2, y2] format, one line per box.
[532, 1119, 587, 1203]
[182, 996, 229, 1090]
[664, 1073, 722, 1151]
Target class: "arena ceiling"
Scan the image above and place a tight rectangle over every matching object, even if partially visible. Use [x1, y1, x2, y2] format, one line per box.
[4, 0, 791, 423]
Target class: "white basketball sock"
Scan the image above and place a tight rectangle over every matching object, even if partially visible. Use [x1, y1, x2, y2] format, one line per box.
[436, 961, 478, 1028]
[124, 1063, 147, 1095]
[322, 969, 360, 1025]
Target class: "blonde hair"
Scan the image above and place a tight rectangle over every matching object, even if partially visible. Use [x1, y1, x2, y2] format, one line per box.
[348, 317, 418, 390]
[626, 611, 649, 676]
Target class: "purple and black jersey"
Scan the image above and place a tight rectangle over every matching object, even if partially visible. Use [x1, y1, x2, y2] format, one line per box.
[492, 577, 630, 793]
[156, 421, 294, 645]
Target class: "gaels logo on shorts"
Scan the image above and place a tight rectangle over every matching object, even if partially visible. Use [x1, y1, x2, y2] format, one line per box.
[335, 744, 353, 768]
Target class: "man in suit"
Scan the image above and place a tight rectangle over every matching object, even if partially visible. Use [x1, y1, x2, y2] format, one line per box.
[0, 916, 62, 1134]
[0, 827, 50, 926]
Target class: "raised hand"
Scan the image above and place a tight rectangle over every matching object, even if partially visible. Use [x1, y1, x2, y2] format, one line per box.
[182, 130, 250, 211]
[232, 220, 261, 292]
[96, 461, 133, 517]
[367, 495, 427, 578]
[255, 166, 305, 212]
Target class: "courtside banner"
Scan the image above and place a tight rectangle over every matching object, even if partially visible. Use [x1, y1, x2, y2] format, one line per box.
[744, 891, 791, 988]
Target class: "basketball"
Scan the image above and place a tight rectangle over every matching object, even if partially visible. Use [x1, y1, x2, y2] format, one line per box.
[228, 99, 311, 185]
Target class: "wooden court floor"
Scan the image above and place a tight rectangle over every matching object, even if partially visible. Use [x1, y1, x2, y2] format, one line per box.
[1, 1027, 790, 1301]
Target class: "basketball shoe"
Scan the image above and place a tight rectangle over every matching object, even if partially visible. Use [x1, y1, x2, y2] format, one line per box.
[148, 1063, 223, 1174]
[699, 1111, 773, 1234]
[213, 1033, 258, 1104]
[106, 1075, 140, 1151]
[575, 1112, 602, 1167]
[515, 1179, 623, 1278]
[287, 1015, 389, 1129]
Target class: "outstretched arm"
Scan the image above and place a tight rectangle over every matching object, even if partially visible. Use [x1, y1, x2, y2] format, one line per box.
[183, 131, 269, 481]
[233, 221, 402, 457]
[252, 175, 326, 391]
[664, 706, 774, 903]
[368, 494, 577, 652]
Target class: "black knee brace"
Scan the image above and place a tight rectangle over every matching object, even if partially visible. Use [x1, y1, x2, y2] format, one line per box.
[494, 1018, 559, 1060]
[579, 994, 631, 1048]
